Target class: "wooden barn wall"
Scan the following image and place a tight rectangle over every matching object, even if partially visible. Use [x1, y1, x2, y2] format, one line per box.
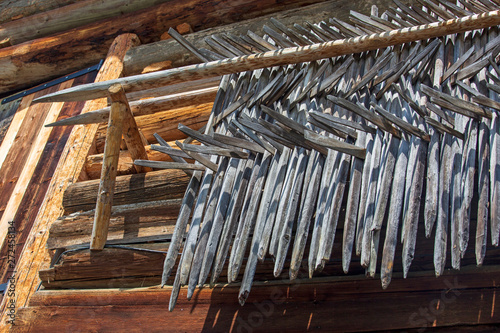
[0, 71, 98, 287]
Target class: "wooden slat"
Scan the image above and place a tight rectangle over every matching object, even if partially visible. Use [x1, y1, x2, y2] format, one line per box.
[90, 84, 129, 250]
[0, 79, 74, 259]
[94, 102, 212, 153]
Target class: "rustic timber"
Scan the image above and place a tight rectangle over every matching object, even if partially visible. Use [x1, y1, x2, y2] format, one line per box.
[124, 0, 412, 75]
[94, 102, 212, 153]
[0, 73, 96, 285]
[37, 10, 500, 103]
[90, 84, 129, 250]
[0, 0, 78, 24]
[47, 199, 181, 249]
[63, 169, 190, 214]
[85, 143, 191, 179]
[109, 84, 151, 173]
[46, 87, 218, 127]
[0, 0, 177, 46]
[15, 265, 500, 332]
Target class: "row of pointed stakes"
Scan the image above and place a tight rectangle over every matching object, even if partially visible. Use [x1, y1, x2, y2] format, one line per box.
[140, 0, 500, 310]
[42, 0, 500, 308]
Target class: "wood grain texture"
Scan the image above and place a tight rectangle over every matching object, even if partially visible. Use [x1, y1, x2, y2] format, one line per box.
[0, 0, 176, 46]
[15, 265, 500, 332]
[124, 0, 407, 74]
[37, 10, 500, 103]
[63, 169, 190, 213]
[90, 86, 128, 250]
[0, 0, 324, 96]
[48, 199, 181, 249]
[0, 72, 96, 285]
[94, 102, 212, 153]
[0, 85, 60, 221]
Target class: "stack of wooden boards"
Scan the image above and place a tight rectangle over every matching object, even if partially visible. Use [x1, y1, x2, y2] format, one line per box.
[36, 0, 500, 312]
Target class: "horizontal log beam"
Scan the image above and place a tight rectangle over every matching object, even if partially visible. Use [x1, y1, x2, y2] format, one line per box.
[0, 0, 174, 46]
[94, 102, 212, 153]
[0, 0, 78, 24]
[63, 169, 190, 214]
[19, 265, 500, 332]
[36, 10, 500, 103]
[48, 199, 181, 249]
[123, 0, 385, 75]
[85, 142, 195, 179]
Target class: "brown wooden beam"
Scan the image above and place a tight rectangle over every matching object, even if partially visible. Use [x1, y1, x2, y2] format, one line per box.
[15, 265, 500, 332]
[90, 84, 128, 250]
[47, 199, 181, 249]
[63, 169, 190, 214]
[0, 0, 176, 46]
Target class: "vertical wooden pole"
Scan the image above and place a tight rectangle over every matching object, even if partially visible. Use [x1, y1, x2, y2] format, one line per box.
[90, 85, 126, 250]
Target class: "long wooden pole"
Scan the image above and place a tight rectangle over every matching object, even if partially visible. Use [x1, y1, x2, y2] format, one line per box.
[90, 85, 126, 250]
[36, 10, 500, 104]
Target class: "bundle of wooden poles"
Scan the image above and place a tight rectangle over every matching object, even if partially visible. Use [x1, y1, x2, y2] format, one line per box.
[39, 0, 500, 310]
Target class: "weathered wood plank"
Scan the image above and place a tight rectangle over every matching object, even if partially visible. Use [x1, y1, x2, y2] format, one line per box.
[63, 169, 189, 214]
[90, 84, 129, 250]
[47, 199, 181, 249]
[0, 0, 326, 95]
[15, 266, 500, 332]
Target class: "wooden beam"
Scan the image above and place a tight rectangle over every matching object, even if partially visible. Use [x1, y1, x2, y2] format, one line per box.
[36, 10, 500, 103]
[0, 0, 78, 24]
[84, 142, 192, 179]
[46, 87, 217, 127]
[90, 84, 128, 250]
[93, 102, 212, 153]
[0, 0, 325, 96]
[63, 169, 190, 214]
[0, 73, 97, 285]
[0, 80, 73, 259]
[0, 0, 177, 46]
[47, 199, 181, 249]
[15, 265, 500, 332]
[124, 0, 396, 75]
[0, 33, 139, 328]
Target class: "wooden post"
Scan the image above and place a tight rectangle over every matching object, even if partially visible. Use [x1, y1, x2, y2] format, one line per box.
[107, 83, 151, 173]
[90, 85, 127, 250]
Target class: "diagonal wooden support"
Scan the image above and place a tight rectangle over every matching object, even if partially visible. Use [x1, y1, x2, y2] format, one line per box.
[108, 84, 151, 173]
